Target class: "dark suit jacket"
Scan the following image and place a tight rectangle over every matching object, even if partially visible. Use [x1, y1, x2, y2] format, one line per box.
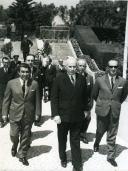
[21, 39, 33, 53]
[2, 78, 41, 122]
[82, 72, 94, 111]
[10, 60, 21, 78]
[92, 74, 128, 118]
[51, 72, 88, 122]
[44, 64, 56, 88]
[31, 66, 44, 98]
[0, 67, 14, 100]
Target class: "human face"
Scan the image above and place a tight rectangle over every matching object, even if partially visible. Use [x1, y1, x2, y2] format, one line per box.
[26, 55, 34, 67]
[3, 58, 10, 68]
[77, 60, 86, 73]
[66, 59, 77, 75]
[108, 60, 118, 77]
[19, 67, 30, 81]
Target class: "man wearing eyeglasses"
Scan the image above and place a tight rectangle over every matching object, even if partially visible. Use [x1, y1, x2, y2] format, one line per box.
[92, 59, 128, 167]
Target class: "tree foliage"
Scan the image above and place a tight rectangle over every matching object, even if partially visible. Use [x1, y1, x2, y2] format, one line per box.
[8, 0, 35, 37]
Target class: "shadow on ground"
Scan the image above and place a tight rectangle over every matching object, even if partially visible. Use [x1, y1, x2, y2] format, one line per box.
[66, 148, 93, 163]
[27, 145, 52, 159]
[99, 144, 128, 158]
[86, 132, 95, 142]
[32, 130, 53, 141]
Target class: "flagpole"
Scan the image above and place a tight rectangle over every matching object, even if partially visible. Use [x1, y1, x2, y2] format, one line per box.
[123, 1, 128, 79]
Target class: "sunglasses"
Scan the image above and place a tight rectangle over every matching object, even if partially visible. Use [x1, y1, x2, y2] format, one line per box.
[108, 66, 118, 69]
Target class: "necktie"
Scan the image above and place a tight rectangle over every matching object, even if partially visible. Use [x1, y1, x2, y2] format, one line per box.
[22, 81, 25, 97]
[111, 77, 114, 89]
[71, 75, 75, 85]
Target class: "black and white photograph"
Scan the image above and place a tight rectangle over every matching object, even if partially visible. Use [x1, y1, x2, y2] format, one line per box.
[0, 0, 128, 171]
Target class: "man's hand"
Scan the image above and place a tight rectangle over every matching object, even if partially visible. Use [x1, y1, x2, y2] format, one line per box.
[53, 116, 61, 124]
[2, 116, 8, 124]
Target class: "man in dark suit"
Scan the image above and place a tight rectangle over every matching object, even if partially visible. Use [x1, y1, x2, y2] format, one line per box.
[51, 57, 88, 171]
[43, 56, 56, 101]
[77, 58, 94, 144]
[10, 55, 21, 78]
[21, 35, 33, 62]
[92, 59, 128, 167]
[26, 54, 43, 126]
[2, 63, 41, 166]
[26, 54, 44, 100]
[0, 57, 14, 128]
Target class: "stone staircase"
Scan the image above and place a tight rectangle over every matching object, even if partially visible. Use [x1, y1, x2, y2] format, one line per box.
[51, 42, 75, 61]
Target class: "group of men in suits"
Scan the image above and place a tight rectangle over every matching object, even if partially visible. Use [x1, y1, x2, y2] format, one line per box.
[51, 57, 128, 171]
[0, 54, 127, 169]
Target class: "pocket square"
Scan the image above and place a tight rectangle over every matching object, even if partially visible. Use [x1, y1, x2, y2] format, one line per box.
[117, 87, 123, 89]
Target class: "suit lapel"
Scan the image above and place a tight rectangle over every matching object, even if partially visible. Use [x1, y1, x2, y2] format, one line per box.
[105, 75, 112, 91]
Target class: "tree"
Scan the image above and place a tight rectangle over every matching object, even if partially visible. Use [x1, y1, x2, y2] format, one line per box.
[8, 0, 35, 38]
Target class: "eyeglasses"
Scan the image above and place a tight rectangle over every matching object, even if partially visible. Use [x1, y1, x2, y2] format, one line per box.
[108, 66, 118, 69]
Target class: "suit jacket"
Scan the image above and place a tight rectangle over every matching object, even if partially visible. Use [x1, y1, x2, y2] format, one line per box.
[51, 72, 88, 122]
[10, 60, 21, 78]
[44, 64, 56, 87]
[92, 74, 128, 118]
[2, 78, 41, 122]
[21, 39, 33, 53]
[81, 72, 94, 111]
[0, 67, 14, 99]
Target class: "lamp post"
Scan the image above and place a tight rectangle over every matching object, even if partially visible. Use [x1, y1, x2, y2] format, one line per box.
[123, 1, 128, 79]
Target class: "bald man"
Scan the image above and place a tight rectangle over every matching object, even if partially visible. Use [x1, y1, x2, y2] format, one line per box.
[51, 57, 88, 171]
[92, 59, 128, 167]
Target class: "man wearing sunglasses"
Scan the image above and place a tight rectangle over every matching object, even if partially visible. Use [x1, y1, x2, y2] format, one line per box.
[92, 59, 128, 167]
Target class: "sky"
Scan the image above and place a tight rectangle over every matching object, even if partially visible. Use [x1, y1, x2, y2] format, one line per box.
[0, 0, 80, 9]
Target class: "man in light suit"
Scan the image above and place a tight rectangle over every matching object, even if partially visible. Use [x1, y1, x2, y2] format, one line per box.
[92, 59, 128, 167]
[2, 63, 41, 166]
[51, 57, 88, 171]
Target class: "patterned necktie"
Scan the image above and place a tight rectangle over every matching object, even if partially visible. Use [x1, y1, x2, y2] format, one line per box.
[111, 77, 114, 89]
[22, 81, 25, 97]
[71, 75, 75, 85]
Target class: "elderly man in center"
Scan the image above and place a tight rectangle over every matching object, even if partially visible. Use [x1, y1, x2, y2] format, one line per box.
[51, 57, 89, 171]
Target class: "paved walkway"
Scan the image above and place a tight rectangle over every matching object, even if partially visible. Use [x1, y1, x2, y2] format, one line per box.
[0, 101, 128, 171]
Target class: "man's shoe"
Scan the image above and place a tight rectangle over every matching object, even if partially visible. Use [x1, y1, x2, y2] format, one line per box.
[61, 161, 67, 168]
[19, 157, 29, 166]
[73, 166, 83, 171]
[107, 159, 117, 167]
[93, 145, 99, 152]
[80, 137, 88, 144]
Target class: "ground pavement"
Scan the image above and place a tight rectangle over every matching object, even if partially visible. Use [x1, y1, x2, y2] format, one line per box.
[0, 101, 128, 171]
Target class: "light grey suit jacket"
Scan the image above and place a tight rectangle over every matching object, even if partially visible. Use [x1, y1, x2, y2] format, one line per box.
[2, 78, 41, 122]
[92, 74, 128, 118]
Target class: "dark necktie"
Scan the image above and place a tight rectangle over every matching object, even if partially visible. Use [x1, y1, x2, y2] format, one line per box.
[22, 81, 25, 97]
[71, 75, 75, 85]
[111, 77, 114, 89]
